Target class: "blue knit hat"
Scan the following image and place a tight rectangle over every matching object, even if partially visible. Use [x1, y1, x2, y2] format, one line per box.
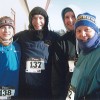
[75, 12, 99, 33]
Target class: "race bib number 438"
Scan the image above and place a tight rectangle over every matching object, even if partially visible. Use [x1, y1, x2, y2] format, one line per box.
[26, 58, 45, 73]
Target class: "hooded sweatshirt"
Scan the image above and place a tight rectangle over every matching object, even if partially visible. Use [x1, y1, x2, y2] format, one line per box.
[51, 6, 82, 99]
[14, 7, 60, 99]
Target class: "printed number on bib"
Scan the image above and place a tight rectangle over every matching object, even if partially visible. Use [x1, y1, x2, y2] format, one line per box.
[0, 87, 15, 99]
[26, 58, 45, 73]
[66, 85, 75, 100]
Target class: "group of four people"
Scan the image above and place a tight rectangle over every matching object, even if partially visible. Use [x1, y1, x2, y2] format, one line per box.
[0, 6, 100, 100]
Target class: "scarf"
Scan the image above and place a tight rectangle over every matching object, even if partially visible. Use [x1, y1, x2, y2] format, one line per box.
[78, 32, 100, 54]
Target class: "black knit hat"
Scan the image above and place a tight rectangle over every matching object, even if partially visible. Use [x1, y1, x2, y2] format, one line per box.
[29, 6, 48, 30]
[61, 7, 74, 21]
[0, 16, 14, 29]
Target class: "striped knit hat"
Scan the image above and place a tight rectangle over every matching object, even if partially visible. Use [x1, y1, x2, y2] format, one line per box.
[75, 12, 99, 33]
[0, 16, 14, 29]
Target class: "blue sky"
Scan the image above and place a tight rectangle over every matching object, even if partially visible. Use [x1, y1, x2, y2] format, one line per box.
[47, 0, 100, 31]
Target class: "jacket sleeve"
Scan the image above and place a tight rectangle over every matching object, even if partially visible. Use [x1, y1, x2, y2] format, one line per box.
[51, 40, 69, 99]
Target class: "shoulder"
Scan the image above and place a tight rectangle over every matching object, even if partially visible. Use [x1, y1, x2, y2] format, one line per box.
[48, 30, 60, 40]
[13, 42, 20, 48]
[14, 30, 29, 41]
[52, 38, 68, 53]
[15, 30, 28, 36]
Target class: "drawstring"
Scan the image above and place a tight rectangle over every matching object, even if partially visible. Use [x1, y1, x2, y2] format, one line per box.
[76, 38, 80, 57]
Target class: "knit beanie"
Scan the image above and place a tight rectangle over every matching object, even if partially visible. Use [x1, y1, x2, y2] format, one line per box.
[61, 7, 74, 21]
[75, 12, 99, 33]
[29, 6, 48, 30]
[0, 16, 14, 29]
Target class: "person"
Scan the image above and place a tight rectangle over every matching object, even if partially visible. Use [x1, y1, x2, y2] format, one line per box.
[14, 6, 60, 99]
[61, 6, 81, 72]
[66, 12, 100, 100]
[51, 6, 81, 100]
[0, 16, 21, 99]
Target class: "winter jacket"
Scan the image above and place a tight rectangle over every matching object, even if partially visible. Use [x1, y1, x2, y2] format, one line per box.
[14, 30, 60, 99]
[0, 42, 21, 99]
[51, 30, 78, 100]
[71, 46, 100, 100]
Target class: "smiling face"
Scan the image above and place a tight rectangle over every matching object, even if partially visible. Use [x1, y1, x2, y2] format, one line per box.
[64, 11, 76, 31]
[76, 26, 95, 42]
[0, 26, 14, 40]
[32, 14, 45, 30]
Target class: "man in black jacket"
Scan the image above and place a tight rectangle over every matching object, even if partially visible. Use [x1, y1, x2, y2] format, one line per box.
[51, 6, 81, 100]
[14, 6, 60, 100]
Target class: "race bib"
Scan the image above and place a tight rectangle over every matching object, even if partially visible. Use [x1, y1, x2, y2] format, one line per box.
[66, 85, 75, 100]
[68, 60, 75, 72]
[0, 86, 15, 99]
[26, 58, 45, 73]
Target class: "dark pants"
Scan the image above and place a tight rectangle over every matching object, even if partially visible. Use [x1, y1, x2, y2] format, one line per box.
[18, 86, 52, 100]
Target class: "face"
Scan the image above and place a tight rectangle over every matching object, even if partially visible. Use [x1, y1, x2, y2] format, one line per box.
[32, 14, 45, 30]
[0, 26, 14, 40]
[76, 26, 95, 42]
[64, 11, 76, 31]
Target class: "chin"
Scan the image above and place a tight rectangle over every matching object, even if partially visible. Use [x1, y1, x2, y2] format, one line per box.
[82, 40, 87, 42]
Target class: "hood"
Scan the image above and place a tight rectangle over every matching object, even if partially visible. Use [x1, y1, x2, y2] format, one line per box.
[61, 5, 82, 30]
[28, 6, 48, 31]
[62, 5, 82, 21]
